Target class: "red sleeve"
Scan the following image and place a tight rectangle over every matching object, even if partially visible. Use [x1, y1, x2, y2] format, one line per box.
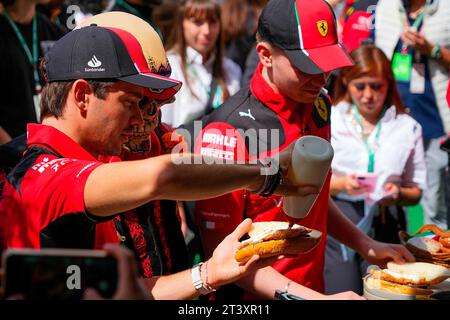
[194, 122, 249, 233]
[27, 156, 103, 226]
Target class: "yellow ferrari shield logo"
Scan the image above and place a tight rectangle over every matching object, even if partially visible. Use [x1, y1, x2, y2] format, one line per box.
[314, 97, 328, 122]
[317, 20, 328, 37]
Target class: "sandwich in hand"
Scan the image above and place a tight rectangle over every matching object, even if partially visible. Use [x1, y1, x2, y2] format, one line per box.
[366, 262, 450, 296]
[234, 221, 322, 263]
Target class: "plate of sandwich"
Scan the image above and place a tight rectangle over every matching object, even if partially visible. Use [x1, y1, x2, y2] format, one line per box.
[399, 224, 450, 268]
[364, 261, 450, 300]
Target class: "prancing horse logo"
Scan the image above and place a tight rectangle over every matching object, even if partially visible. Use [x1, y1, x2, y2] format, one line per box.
[314, 97, 328, 122]
[317, 20, 328, 37]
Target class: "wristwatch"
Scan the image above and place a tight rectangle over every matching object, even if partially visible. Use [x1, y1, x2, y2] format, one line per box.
[191, 263, 214, 295]
[430, 45, 442, 60]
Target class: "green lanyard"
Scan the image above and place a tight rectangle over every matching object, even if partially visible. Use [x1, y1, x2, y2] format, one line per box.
[3, 8, 41, 93]
[399, 2, 428, 54]
[352, 105, 383, 173]
[187, 63, 222, 109]
[400, 5, 427, 30]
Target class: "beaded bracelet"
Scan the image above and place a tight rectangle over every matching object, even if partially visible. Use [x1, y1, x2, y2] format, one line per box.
[203, 260, 216, 293]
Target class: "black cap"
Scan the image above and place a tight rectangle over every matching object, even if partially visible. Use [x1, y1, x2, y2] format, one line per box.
[46, 25, 176, 90]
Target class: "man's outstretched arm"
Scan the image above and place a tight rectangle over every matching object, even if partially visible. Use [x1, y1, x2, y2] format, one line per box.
[85, 146, 318, 217]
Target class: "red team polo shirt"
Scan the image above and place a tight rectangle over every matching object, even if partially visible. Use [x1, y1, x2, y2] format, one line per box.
[193, 63, 332, 297]
[1, 124, 118, 249]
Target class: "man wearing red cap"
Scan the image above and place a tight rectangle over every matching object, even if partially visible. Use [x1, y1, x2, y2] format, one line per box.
[189, 0, 414, 299]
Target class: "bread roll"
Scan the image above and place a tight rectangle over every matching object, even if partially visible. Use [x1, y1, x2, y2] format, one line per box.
[235, 222, 322, 263]
[248, 221, 312, 240]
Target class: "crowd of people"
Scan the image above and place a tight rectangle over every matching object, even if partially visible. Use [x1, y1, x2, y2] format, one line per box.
[0, 0, 449, 300]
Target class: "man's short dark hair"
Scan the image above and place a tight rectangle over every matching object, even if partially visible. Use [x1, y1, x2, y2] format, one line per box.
[255, 31, 275, 48]
[255, 31, 265, 44]
[39, 58, 116, 119]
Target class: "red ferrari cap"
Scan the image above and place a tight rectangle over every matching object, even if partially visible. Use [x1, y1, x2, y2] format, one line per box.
[258, 0, 354, 74]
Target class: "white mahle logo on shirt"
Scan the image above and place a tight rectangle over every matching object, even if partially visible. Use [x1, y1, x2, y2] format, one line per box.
[85, 55, 105, 72]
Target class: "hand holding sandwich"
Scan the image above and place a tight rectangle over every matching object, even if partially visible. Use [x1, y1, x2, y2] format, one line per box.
[206, 218, 286, 289]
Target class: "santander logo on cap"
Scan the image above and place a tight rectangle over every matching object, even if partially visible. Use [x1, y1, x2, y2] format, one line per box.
[85, 54, 105, 72]
[87, 55, 102, 67]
